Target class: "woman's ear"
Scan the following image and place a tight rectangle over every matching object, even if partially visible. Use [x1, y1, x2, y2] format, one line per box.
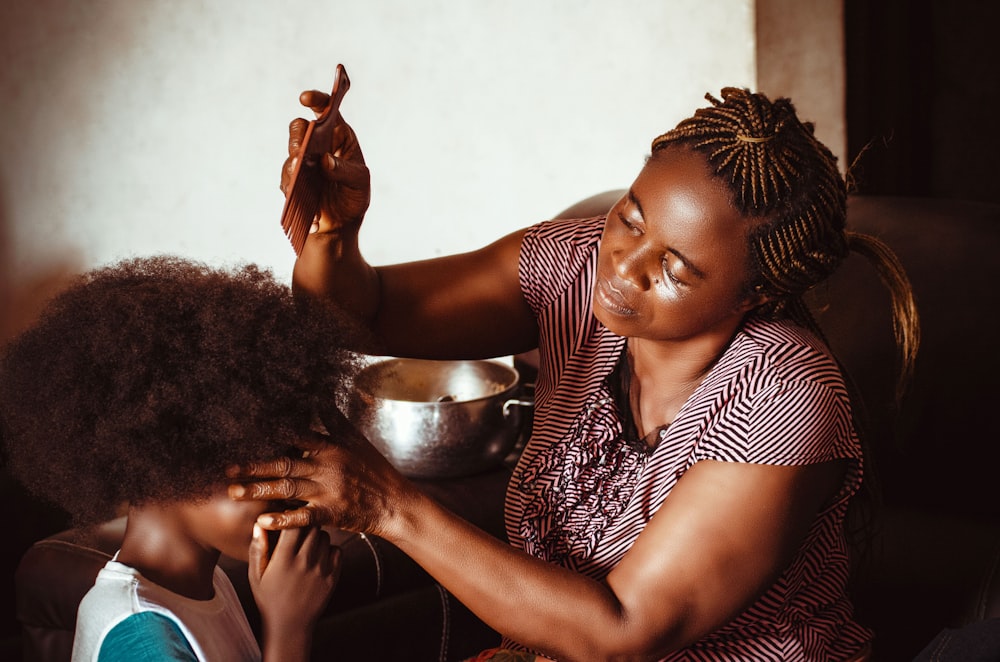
[737, 284, 770, 314]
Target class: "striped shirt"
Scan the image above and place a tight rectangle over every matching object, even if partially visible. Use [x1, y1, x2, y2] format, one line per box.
[503, 216, 872, 660]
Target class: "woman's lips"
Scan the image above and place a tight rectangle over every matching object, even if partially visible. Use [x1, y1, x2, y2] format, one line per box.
[595, 278, 637, 317]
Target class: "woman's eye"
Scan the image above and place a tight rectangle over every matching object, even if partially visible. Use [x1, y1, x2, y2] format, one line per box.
[661, 259, 685, 286]
[618, 212, 641, 234]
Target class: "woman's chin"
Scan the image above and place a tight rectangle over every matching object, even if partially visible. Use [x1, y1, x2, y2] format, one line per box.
[593, 303, 636, 336]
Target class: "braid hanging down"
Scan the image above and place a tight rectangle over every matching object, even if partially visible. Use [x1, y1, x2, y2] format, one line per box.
[652, 87, 919, 401]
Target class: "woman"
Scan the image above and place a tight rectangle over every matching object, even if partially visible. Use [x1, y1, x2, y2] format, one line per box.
[230, 84, 918, 661]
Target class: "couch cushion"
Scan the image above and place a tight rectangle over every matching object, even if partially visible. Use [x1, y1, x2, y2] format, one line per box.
[808, 195, 1000, 518]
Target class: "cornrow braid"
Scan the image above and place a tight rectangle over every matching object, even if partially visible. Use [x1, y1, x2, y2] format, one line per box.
[652, 87, 919, 401]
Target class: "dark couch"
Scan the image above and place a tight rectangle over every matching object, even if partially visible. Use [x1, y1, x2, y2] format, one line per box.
[10, 194, 1000, 661]
[807, 195, 1000, 661]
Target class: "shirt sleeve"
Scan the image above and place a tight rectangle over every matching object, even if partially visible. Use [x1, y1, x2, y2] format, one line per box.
[747, 378, 856, 464]
[699, 378, 857, 466]
[518, 216, 604, 315]
[97, 611, 199, 662]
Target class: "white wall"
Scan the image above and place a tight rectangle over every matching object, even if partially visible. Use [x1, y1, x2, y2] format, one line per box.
[0, 0, 755, 293]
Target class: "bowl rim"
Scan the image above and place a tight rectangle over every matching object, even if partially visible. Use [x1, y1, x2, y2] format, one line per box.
[352, 356, 521, 405]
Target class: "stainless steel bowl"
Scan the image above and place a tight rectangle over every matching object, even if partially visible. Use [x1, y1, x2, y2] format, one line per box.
[347, 357, 532, 478]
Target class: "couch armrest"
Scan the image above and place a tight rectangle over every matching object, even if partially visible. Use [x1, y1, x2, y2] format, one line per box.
[15, 518, 125, 662]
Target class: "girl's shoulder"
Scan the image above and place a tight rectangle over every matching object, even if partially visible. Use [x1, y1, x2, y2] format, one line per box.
[98, 611, 198, 661]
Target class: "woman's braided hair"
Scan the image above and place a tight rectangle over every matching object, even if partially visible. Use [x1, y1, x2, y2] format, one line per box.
[652, 87, 919, 400]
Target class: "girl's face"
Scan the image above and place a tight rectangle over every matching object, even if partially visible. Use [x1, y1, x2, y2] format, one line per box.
[593, 146, 760, 343]
[183, 485, 286, 562]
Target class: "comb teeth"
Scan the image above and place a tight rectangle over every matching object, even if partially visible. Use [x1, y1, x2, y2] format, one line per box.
[280, 157, 323, 256]
[279, 65, 352, 257]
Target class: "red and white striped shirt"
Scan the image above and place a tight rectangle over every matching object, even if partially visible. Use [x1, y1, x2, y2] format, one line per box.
[503, 215, 872, 660]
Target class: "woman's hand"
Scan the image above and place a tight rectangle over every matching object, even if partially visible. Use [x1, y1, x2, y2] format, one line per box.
[285, 76, 380, 322]
[281, 87, 370, 236]
[227, 426, 418, 539]
[249, 524, 339, 661]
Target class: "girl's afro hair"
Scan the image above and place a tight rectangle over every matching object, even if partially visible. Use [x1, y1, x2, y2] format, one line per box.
[0, 256, 368, 525]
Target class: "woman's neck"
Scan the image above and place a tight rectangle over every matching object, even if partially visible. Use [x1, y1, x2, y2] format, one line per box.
[117, 504, 221, 600]
[625, 334, 729, 437]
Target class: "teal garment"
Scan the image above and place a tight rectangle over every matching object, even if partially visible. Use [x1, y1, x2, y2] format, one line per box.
[98, 611, 198, 661]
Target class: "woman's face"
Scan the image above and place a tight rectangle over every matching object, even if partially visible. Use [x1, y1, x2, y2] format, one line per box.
[594, 146, 759, 343]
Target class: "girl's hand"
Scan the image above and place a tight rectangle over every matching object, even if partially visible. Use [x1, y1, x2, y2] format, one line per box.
[248, 524, 340, 659]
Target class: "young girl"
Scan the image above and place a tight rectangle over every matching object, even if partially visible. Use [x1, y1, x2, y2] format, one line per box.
[231, 82, 919, 660]
[1, 256, 365, 661]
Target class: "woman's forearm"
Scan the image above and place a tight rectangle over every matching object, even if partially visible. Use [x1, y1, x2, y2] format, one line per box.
[385, 492, 676, 661]
[295, 228, 537, 359]
[293, 230, 381, 326]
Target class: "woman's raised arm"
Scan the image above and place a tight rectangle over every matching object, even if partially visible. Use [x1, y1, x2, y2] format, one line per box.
[285, 87, 538, 359]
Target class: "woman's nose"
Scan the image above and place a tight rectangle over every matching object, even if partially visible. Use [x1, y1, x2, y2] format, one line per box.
[613, 246, 652, 290]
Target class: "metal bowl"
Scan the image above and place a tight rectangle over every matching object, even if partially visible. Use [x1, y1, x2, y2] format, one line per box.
[347, 357, 531, 478]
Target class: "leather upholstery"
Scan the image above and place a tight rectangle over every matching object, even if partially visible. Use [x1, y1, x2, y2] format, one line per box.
[14, 519, 123, 662]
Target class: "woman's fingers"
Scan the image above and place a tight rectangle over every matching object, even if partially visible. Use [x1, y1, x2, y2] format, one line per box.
[226, 432, 329, 477]
[229, 476, 305, 501]
[300, 89, 331, 116]
[258, 504, 321, 530]
[321, 153, 371, 188]
[227, 425, 396, 534]
[227, 455, 300, 480]
[287, 117, 310, 157]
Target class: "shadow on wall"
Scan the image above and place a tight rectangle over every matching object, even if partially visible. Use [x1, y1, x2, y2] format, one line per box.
[0, 180, 80, 649]
[2, 0, 103, 344]
[2, 0, 138, 336]
[0, 193, 83, 345]
[1, 3, 207, 646]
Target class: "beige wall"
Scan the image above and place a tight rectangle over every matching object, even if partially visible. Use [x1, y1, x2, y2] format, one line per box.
[756, 0, 846, 170]
[0, 1, 755, 291]
[1, 1, 847, 342]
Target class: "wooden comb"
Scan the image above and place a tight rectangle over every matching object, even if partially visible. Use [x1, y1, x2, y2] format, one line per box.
[280, 64, 351, 256]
